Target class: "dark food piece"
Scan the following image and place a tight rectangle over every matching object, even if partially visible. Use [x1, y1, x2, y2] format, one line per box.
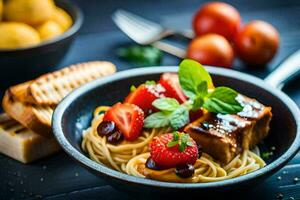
[175, 164, 195, 178]
[107, 130, 124, 144]
[197, 144, 203, 158]
[97, 121, 116, 136]
[146, 157, 164, 171]
[184, 95, 272, 164]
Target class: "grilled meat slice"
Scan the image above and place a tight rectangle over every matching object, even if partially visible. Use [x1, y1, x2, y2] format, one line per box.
[184, 95, 272, 164]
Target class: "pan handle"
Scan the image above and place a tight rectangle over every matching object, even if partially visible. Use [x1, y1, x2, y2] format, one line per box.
[264, 49, 300, 89]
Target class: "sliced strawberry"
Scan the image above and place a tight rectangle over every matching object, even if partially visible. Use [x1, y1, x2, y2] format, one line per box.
[149, 133, 198, 168]
[124, 83, 165, 114]
[158, 73, 187, 104]
[103, 103, 144, 141]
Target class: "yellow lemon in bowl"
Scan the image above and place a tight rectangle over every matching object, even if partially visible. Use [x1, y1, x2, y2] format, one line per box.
[36, 20, 64, 41]
[0, 22, 40, 49]
[52, 7, 73, 31]
[4, 0, 55, 26]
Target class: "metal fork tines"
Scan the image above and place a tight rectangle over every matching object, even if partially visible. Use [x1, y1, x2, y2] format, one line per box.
[112, 9, 187, 58]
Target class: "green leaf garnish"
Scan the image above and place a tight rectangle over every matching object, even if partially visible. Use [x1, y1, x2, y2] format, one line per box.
[152, 98, 180, 112]
[145, 80, 156, 85]
[143, 59, 243, 129]
[144, 112, 170, 128]
[169, 106, 189, 130]
[167, 132, 194, 152]
[203, 87, 243, 114]
[167, 140, 179, 148]
[117, 45, 163, 66]
[261, 152, 271, 160]
[178, 59, 213, 99]
[197, 81, 208, 98]
[130, 85, 137, 92]
[172, 131, 179, 141]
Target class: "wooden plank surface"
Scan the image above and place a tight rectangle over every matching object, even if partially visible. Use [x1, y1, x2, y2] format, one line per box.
[0, 0, 300, 199]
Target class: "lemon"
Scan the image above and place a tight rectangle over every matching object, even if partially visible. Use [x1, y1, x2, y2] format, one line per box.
[4, 0, 55, 26]
[36, 20, 64, 41]
[52, 7, 73, 31]
[0, 22, 40, 49]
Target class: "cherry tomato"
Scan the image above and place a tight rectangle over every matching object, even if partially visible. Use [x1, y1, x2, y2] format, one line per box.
[235, 20, 279, 65]
[186, 34, 234, 68]
[193, 2, 241, 41]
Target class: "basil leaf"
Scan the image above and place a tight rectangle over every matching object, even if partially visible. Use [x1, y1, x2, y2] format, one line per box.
[152, 98, 180, 111]
[208, 87, 240, 104]
[191, 81, 208, 110]
[117, 45, 162, 66]
[203, 97, 243, 114]
[170, 106, 189, 130]
[202, 86, 243, 114]
[179, 59, 213, 99]
[197, 81, 208, 98]
[144, 112, 170, 128]
[192, 95, 204, 111]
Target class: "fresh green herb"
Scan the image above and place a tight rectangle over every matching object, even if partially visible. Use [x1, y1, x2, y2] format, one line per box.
[172, 131, 179, 141]
[178, 59, 213, 99]
[152, 98, 180, 111]
[143, 112, 170, 128]
[143, 59, 243, 129]
[261, 152, 271, 160]
[169, 106, 189, 130]
[130, 85, 137, 92]
[145, 80, 156, 85]
[167, 132, 194, 152]
[203, 87, 243, 114]
[117, 45, 163, 66]
[144, 98, 190, 130]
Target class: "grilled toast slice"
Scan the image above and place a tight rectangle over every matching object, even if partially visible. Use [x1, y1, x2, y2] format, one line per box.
[185, 95, 272, 164]
[0, 114, 60, 163]
[2, 61, 117, 137]
[26, 61, 116, 105]
[2, 90, 53, 137]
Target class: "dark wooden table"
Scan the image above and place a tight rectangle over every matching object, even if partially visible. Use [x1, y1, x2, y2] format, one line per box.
[1, 0, 300, 199]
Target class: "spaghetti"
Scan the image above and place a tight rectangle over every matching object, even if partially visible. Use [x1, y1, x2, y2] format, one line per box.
[82, 106, 266, 182]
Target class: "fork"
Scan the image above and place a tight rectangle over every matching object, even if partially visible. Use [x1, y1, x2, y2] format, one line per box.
[112, 9, 189, 58]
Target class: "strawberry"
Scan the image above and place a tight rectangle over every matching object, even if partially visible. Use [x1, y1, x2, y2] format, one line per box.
[124, 83, 165, 114]
[158, 73, 188, 104]
[149, 132, 198, 168]
[103, 103, 144, 141]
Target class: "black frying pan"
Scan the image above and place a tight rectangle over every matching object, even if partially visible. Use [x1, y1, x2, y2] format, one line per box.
[52, 50, 300, 197]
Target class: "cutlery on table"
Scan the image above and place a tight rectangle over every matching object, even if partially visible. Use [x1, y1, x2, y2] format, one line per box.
[112, 9, 189, 58]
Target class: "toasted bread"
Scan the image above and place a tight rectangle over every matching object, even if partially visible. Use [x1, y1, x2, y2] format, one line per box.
[0, 113, 60, 163]
[3, 61, 116, 137]
[2, 90, 53, 137]
[7, 81, 32, 103]
[23, 61, 116, 105]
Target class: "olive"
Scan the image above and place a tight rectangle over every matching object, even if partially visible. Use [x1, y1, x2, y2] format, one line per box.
[175, 164, 195, 178]
[97, 121, 115, 136]
[107, 130, 124, 144]
[197, 144, 203, 158]
[146, 157, 162, 170]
